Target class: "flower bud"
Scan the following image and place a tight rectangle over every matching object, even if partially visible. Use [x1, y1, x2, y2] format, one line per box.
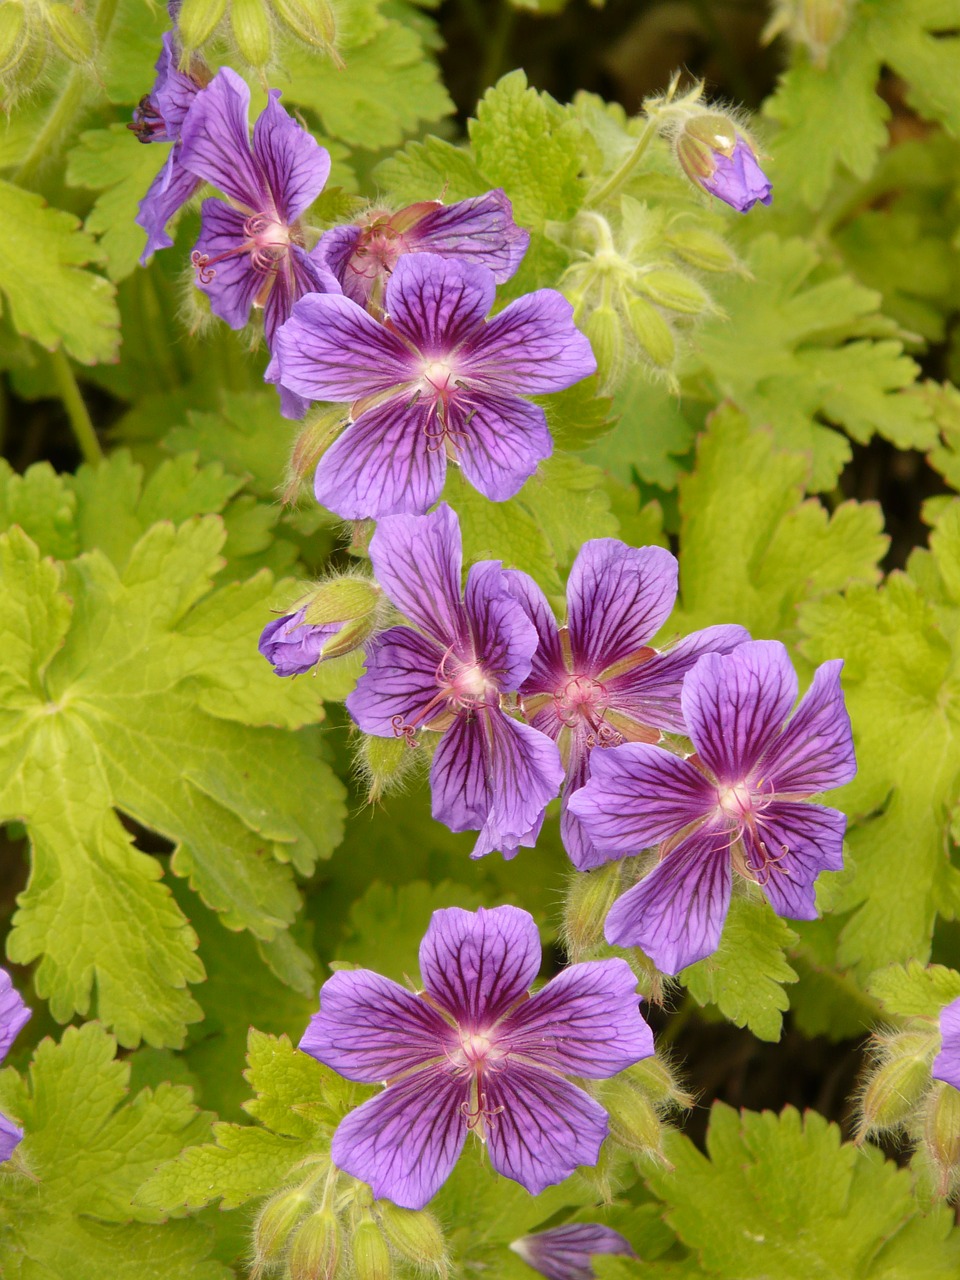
[231, 0, 273, 67]
[636, 269, 713, 316]
[856, 1030, 938, 1142]
[260, 576, 382, 676]
[603, 1077, 668, 1163]
[625, 1054, 694, 1111]
[800, 0, 853, 61]
[288, 1207, 341, 1280]
[177, 0, 228, 52]
[663, 226, 738, 274]
[0, 3, 27, 77]
[675, 114, 772, 214]
[253, 1188, 312, 1270]
[358, 733, 419, 804]
[352, 1217, 393, 1280]
[921, 1082, 960, 1197]
[271, 0, 340, 64]
[377, 1202, 448, 1273]
[582, 304, 624, 385]
[44, 2, 95, 64]
[624, 296, 675, 371]
[561, 864, 622, 961]
[283, 405, 348, 504]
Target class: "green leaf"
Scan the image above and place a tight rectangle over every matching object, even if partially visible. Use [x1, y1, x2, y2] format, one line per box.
[0, 1022, 229, 1279]
[587, 369, 695, 489]
[376, 135, 489, 206]
[0, 459, 78, 560]
[680, 894, 799, 1042]
[0, 180, 119, 364]
[868, 962, 960, 1020]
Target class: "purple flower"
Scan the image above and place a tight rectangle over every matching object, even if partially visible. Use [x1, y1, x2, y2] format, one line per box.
[933, 996, 960, 1092]
[346, 505, 564, 858]
[179, 68, 339, 358]
[676, 117, 772, 213]
[316, 190, 529, 308]
[267, 252, 596, 518]
[0, 967, 30, 1164]
[511, 1224, 636, 1280]
[300, 905, 654, 1208]
[131, 32, 211, 262]
[568, 640, 856, 974]
[258, 608, 338, 676]
[506, 539, 749, 870]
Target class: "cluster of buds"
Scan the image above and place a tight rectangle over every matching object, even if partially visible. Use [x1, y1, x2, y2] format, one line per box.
[175, 0, 339, 70]
[251, 1161, 449, 1280]
[0, 0, 95, 105]
[560, 200, 735, 387]
[596, 1053, 694, 1172]
[259, 575, 385, 677]
[762, 0, 856, 68]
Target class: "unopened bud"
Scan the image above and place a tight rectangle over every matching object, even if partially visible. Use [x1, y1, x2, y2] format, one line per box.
[664, 226, 738, 273]
[377, 1202, 447, 1273]
[353, 1217, 393, 1280]
[177, 0, 228, 52]
[271, 0, 340, 64]
[922, 1083, 960, 1197]
[625, 296, 675, 371]
[260, 576, 382, 676]
[626, 1054, 694, 1111]
[637, 269, 713, 316]
[283, 405, 347, 504]
[231, 0, 273, 66]
[0, 3, 27, 76]
[800, 0, 853, 63]
[44, 2, 95, 63]
[604, 1077, 668, 1163]
[856, 1031, 938, 1142]
[562, 864, 622, 961]
[583, 304, 624, 384]
[288, 1207, 341, 1280]
[675, 114, 772, 214]
[253, 1188, 312, 1268]
[358, 733, 419, 804]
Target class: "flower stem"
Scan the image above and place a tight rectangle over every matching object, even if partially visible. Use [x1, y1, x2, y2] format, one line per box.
[586, 116, 660, 210]
[49, 350, 104, 466]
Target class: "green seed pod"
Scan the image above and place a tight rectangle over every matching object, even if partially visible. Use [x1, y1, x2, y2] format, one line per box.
[922, 1082, 960, 1196]
[0, 3, 27, 77]
[177, 0, 229, 52]
[664, 226, 738, 274]
[271, 0, 338, 59]
[231, 0, 273, 67]
[636, 269, 712, 317]
[288, 1207, 341, 1280]
[625, 296, 675, 370]
[252, 1188, 312, 1270]
[604, 1077, 666, 1161]
[377, 1202, 448, 1273]
[561, 863, 622, 961]
[44, 2, 95, 64]
[353, 1217, 393, 1280]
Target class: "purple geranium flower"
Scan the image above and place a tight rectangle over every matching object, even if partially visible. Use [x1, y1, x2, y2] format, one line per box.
[179, 68, 339, 356]
[511, 1224, 636, 1280]
[300, 905, 654, 1208]
[506, 539, 749, 870]
[933, 996, 960, 1092]
[568, 640, 856, 974]
[131, 32, 211, 262]
[346, 505, 564, 858]
[0, 967, 30, 1164]
[267, 252, 596, 518]
[316, 190, 530, 309]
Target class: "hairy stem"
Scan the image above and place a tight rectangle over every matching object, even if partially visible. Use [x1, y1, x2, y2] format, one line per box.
[50, 350, 104, 466]
[586, 116, 659, 209]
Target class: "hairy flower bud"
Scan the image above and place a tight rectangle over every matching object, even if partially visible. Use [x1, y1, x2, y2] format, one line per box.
[271, 0, 341, 64]
[675, 114, 772, 214]
[625, 296, 676, 372]
[582, 303, 624, 384]
[260, 576, 383, 676]
[921, 1082, 960, 1198]
[358, 733, 419, 804]
[603, 1077, 668, 1163]
[637, 268, 714, 316]
[253, 1188, 313, 1269]
[288, 1207, 341, 1280]
[44, 2, 95, 64]
[283, 405, 348, 504]
[377, 1202, 448, 1273]
[856, 1030, 939, 1142]
[177, 0, 229, 51]
[625, 1054, 695, 1111]
[662, 226, 739, 274]
[353, 1217, 393, 1280]
[0, 3, 28, 77]
[561, 863, 623, 961]
[231, 0, 273, 67]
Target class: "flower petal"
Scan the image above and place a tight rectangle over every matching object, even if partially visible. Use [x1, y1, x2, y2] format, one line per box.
[681, 640, 798, 785]
[418, 905, 542, 1027]
[136, 152, 201, 263]
[0, 1112, 23, 1165]
[407, 190, 529, 283]
[252, 89, 330, 222]
[314, 224, 364, 301]
[453, 392, 552, 503]
[331, 1067, 468, 1209]
[933, 997, 960, 1091]
[262, 245, 341, 354]
[758, 659, 856, 795]
[0, 969, 29, 1064]
[502, 957, 653, 1078]
[191, 199, 262, 329]
[466, 713, 564, 859]
[368, 504, 468, 648]
[567, 742, 715, 858]
[604, 825, 733, 974]
[385, 253, 494, 355]
[567, 541, 677, 675]
[152, 33, 202, 135]
[461, 289, 597, 394]
[179, 67, 266, 209]
[511, 1224, 635, 1280]
[346, 626, 443, 736]
[747, 801, 846, 920]
[503, 568, 567, 694]
[271, 292, 417, 402]
[300, 969, 451, 1083]
[484, 1065, 609, 1195]
[464, 561, 539, 691]
[314, 396, 447, 520]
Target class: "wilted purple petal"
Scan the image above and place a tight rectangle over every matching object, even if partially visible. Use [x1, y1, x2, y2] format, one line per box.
[933, 997, 960, 1092]
[485, 1065, 609, 1195]
[0, 969, 29, 1063]
[368, 505, 468, 649]
[501, 958, 653, 1078]
[681, 641, 798, 786]
[180, 67, 266, 209]
[703, 137, 772, 213]
[252, 89, 331, 223]
[567, 742, 716, 857]
[464, 561, 539, 692]
[418, 905, 541, 1028]
[746, 801, 846, 920]
[759, 660, 856, 794]
[465, 713, 564, 860]
[300, 969, 450, 1083]
[408, 190, 529, 282]
[462, 290, 597, 393]
[604, 825, 734, 974]
[385, 254, 494, 355]
[453, 392, 552, 502]
[346, 626, 443, 736]
[331, 1066, 468, 1209]
[136, 151, 202, 263]
[512, 1224, 635, 1280]
[567, 541, 677, 674]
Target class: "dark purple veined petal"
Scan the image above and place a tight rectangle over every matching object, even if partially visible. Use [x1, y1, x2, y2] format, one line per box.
[384, 253, 494, 356]
[152, 32, 202, 137]
[345, 626, 444, 737]
[605, 624, 751, 735]
[179, 67, 267, 210]
[567, 540, 677, 675]
[681, 641, 798, 786]
[262, 244, 341, 355]
[567, 742, 716, 858]
[511, 1223, 635, 1280]
[368, 504, 469, 649]
[191, 198, 263, 329]
[136, 150, 202, 263]
[271, 292, 418, 403]
[330, 1066, 468, 1209]
[452, 391, 552, 503]
[559, 746, 614, 873]
[460, 289, 597, 394]
[406, 190, 529, 283]
[504, 569, 567, 694]
[252, 88, 330, 223]
[746, 800, 846, 920]
[464, 561, 539, 692]
[313, 396, 447, 520]
[501, 957, 653, 1078]
[0, 1112, 23, 1165]
[757, 659, 856, 796]
[299, 968, 451, 1083]
[604, 823, 733, 973]
[933, 997, 960, 1091]
[430, 712, 492, 836]
[418, 905, 542, 1028]
[465, 712, 564, 860]
[0, 969, 29, 1063]
[484, 1064, 609, 1195]
[314, 224, 363, 299]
